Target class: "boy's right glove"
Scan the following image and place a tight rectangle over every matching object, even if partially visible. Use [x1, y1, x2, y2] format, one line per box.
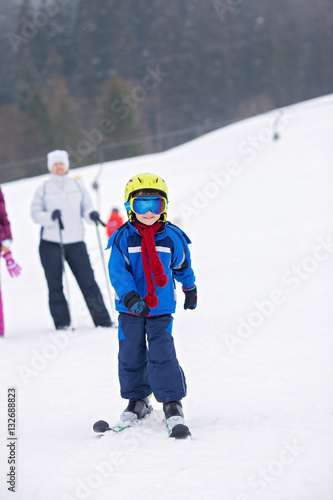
[183, 286, 197, 310]
[123, 291, 150, 318]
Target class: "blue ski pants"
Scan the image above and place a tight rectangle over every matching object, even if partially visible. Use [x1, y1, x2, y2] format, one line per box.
[118, 313, 187, 403]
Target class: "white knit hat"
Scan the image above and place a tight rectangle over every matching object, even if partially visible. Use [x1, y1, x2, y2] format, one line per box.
[47, 150, 70, 172]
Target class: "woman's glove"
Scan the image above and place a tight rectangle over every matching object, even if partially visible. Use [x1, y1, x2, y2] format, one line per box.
[183, 286, 197, 310]
[51, 209, 62, 220]
[89, 211, 100, 222]
[3, 251, 21, 277]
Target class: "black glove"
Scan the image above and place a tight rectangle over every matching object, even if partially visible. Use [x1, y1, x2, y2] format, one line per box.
[51, 209, 61, 221]
[183, 286, 197, 310]
[89, 210, 100, 222]
[123, 291, 150, 318]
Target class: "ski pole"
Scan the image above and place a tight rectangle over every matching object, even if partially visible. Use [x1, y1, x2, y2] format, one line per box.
[91, 148, 104, 212]
[94, 220, 117, 326]
[97, 216, 106, 227]
[58, 218, 73, 328]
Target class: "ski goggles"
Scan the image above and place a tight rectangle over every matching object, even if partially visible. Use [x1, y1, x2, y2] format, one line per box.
[125, 196, 168, 215]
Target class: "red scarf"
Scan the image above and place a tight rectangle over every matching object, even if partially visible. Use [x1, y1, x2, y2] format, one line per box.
[134, 222, 168, 308]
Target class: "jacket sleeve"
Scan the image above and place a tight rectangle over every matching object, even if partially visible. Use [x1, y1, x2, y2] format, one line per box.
[79, 183, 94, 224]
[170, 229, 196, 290]
[30, 184, 54, 227]
[0, 188, 13, 242]
[107, 231, 139, 303]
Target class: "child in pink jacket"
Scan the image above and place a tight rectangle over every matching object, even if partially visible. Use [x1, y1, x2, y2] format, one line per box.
[0, 187, 21, 336]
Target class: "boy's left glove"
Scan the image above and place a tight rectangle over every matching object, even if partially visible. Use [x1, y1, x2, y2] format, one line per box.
[183, 286, 197, 310]
[3, 251, 21, 277]
[123, 291, 150, 317]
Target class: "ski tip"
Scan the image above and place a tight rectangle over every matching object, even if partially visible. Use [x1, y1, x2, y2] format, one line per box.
[93, 420, 110, 433]
[169, 424, 191, 439]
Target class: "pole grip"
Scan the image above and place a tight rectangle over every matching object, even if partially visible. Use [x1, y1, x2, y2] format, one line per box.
[97, 217, 106, 227]
[58, 218, 64, 231]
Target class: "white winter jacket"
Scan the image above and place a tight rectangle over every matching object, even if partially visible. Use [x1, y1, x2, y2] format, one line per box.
[31, 174, 94, 244]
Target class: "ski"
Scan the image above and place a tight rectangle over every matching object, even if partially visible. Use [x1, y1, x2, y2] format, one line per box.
[164, 418, 191, 439]
[168, 423, 191, 439]
[93, 419, 131, 434]
[93, 411, 191, 439]
[93, 410, 152, 435]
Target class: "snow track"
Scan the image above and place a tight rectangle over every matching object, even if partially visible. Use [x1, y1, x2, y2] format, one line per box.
[1, 94, 333, 499]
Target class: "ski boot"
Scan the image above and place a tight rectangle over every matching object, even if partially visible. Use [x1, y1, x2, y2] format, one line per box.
[163, 400, 191, 438]
[121, 397, 153, 423]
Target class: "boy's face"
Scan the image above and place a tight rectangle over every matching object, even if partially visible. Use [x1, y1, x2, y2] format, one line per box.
[136, 211, 160, 225]
[132, 189, 164, 226]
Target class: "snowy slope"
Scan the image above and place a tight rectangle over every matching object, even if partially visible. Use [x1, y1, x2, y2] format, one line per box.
[1, 94, 333, 500]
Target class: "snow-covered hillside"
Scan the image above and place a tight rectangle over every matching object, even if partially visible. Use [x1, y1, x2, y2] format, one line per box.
[1, 94, 333, 500]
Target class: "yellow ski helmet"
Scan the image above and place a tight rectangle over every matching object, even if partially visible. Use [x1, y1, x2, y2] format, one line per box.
[124, 173, 169, 221]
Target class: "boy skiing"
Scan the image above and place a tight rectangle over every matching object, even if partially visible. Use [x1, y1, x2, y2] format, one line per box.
[106, 173, 197, 437]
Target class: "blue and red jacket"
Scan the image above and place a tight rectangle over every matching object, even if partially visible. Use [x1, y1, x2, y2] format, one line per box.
[106, 221, 196, 315]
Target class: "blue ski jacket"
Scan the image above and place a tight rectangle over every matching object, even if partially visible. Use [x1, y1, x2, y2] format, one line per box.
[106, 221, 196, 315]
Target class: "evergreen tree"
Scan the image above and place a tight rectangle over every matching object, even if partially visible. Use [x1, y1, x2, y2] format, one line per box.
[42, 50, 80, 150]
[1, 0, 333, 181]
[0, 2, 18, 106]
[93, 70, 149, 162]
[0, 104, 45, 180]
[17, 63, 54, 148]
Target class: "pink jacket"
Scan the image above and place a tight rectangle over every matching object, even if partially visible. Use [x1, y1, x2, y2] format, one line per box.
[0, 188, 12, 243]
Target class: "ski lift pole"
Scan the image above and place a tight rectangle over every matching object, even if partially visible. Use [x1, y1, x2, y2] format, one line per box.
[94, 218, 117, 326]
[272, 109, 284, 141]
[58, 218, 73, 328]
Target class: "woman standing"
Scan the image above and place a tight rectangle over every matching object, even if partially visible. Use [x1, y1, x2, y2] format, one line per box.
[31, 150, 112, 330]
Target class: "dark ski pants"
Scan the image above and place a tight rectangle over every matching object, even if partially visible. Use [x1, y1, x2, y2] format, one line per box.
[118, 312, 187, 403]
[39, 239, 111, 328]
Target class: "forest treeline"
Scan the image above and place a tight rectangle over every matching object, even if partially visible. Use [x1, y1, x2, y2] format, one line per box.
[0, 0, 332, 181]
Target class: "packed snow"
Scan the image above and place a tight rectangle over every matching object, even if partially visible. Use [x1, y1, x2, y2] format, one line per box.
[1, 94, 333, 500]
